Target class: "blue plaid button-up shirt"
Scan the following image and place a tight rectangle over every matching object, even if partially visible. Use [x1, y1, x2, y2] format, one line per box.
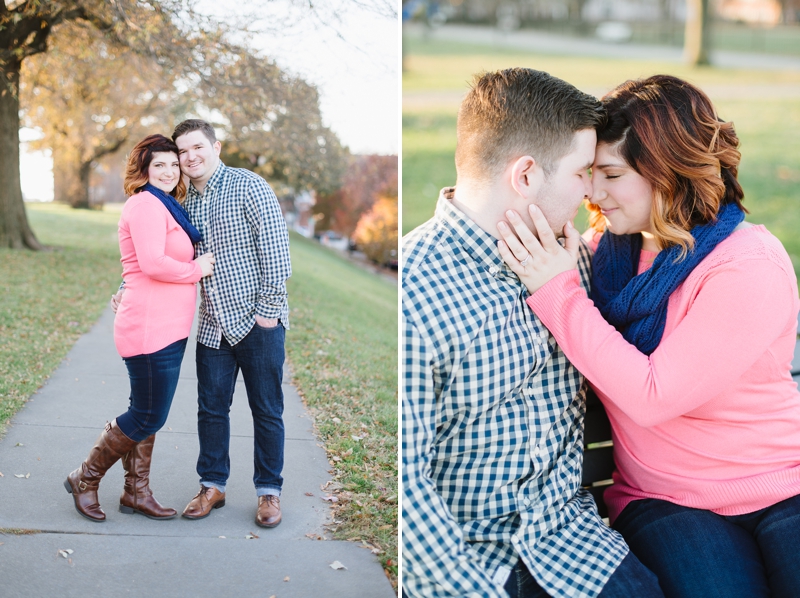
[184, 162, 291, 349]
[402, 190, 628, 598]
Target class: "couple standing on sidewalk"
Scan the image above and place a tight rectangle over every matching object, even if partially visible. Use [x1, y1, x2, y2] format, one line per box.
[63, 119, 292, 529]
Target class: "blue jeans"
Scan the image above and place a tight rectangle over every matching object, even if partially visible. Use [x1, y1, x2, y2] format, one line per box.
[117, 338, 188, 442]
[613, 495, 800, 598]
[195, 322, 285, 496]
[503, 552, 664, 598]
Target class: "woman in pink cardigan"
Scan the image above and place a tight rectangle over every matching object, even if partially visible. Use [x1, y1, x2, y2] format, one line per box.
[65, 135, 214, 522]
[497, 76, 800, 598]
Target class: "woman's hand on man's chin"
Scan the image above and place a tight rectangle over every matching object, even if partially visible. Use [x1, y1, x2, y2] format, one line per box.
[497, 204, 580, 295]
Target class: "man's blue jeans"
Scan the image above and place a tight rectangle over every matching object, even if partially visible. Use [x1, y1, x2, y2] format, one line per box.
[117, 338, 188, 442]
[195, 323, 285, 496]
[503, 551, 664, 597]
[613, 495, 800, 598]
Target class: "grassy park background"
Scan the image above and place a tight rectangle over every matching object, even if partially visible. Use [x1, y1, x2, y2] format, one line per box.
[402, 34, 800, 282]
[0, 203, 397, 579]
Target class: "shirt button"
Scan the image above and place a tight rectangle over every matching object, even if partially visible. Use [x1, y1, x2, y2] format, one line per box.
[523, 498, 532, 507]
[489, 266, 499, 275]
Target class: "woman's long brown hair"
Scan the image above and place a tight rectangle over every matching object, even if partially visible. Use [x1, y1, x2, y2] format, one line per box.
[588, 75, 746, 257]
[123, 134, 187, 202]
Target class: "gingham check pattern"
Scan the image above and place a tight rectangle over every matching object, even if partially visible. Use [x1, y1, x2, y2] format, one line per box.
[402, 190, 628, 598]
[184, 162, 291, 349]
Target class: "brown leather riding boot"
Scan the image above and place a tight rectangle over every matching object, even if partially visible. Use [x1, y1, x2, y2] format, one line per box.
[119, 434, 177, 519]
[64, 420, 137, 522]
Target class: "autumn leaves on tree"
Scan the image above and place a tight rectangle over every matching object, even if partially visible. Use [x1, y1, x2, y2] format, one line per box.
[3, 0, 393, 259]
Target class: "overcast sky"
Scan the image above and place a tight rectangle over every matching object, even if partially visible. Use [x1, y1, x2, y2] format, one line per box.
[201, 0, 399, 156]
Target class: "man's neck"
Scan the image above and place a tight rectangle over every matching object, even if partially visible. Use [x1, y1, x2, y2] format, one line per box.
[190, 161, 220, 195]
[452, 179, 519, 240]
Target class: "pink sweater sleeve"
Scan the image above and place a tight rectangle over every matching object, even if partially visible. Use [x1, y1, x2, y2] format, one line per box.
[526, 260, 795, 427]
[127, 200, 203, 283]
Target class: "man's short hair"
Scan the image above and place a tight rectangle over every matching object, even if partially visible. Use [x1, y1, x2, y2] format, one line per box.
[455, 68, 605, 182]
[172, 119, 218, 145]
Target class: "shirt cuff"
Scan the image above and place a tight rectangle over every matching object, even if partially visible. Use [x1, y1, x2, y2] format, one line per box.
[255, 300, 281, 320]
[525, 269, 583, 328]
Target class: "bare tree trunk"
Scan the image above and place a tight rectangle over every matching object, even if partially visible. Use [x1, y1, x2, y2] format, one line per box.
[75, 162, 92, 209]
[54, 152, 92, 209]
[0, 60, 43, 250]
[685, 0, 711, 66]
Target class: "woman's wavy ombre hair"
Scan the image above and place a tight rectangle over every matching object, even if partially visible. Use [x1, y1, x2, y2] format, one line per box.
[123, 134, 187, 202]
[587, 75, 746, 256]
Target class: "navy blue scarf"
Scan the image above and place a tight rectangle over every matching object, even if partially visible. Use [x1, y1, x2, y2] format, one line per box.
[591, 203, 744, 355]
[143, 183, 202, 245]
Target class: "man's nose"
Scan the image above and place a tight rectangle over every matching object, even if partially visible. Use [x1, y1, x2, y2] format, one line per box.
[584, 177, 595, 201]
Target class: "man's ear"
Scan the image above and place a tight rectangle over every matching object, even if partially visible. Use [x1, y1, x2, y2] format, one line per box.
[509, 155, 544, 199]
[213, 140, 222, 156]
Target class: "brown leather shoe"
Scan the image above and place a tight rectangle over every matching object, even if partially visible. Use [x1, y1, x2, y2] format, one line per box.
[255, 495, 282, 528]
[182, 485, 226, 520]
[119, 434, 177, 520]
[64, 420, 137, 522]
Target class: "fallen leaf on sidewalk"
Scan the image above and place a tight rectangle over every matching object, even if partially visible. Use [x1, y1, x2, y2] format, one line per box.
[58, 549, 73, 559]
[329, 560, 347, 570]
[14, 474, 30, 479]
[304, 492, 313, 496]
[321, 495, 338, 503]
[0, 472, 4, 477]
[15, 443, 23, 447]
[283, 576, 290, 582]
[246, 531, 259, 539]
[218, 536, 226, 539]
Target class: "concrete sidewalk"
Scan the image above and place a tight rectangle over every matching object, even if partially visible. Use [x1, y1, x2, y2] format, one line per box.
[0, 308, 395, 597]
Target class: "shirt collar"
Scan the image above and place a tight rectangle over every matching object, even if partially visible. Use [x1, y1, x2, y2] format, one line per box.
[435, 187, 518, 280]
[188, 161, 227, 198]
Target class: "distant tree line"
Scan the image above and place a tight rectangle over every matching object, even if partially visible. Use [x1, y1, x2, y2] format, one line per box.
[2, 0, 387, 251]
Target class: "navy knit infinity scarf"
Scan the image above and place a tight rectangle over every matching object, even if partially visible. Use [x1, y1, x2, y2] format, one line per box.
[143, 183, 202, 245]
[591, 203, 744, 355]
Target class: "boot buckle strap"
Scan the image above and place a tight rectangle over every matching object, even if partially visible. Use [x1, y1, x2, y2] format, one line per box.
[78, 480, 88, 491]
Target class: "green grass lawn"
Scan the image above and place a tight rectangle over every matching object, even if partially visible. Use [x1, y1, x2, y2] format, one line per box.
[285, 232, 398, 583]
[402, 36, 800, 279]
[1, 205, 398, 585]
[0, 203, 123, 428]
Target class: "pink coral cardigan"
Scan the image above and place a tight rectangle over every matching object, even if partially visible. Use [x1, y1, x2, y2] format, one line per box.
[528, 225, 800, 523]
[114, 191, 203, 358]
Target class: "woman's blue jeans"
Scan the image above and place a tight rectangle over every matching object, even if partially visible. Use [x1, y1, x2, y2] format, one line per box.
[116, 338, 188, 442]
[195, 322, 285, 496]
[613, 495, 800, 598]
[503, 551, 664, 597]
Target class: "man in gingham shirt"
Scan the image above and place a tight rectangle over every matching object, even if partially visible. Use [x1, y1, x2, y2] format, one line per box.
[402, 70, 664, 597]
[173, 120, 291, 528]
